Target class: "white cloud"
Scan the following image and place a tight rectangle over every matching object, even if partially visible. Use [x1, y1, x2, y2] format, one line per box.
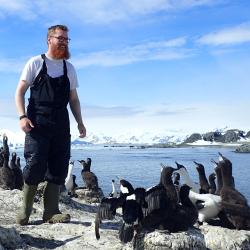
[0, 0, 37, 20]
[0, 57, 25, 73]
[0, 37, 191, 71]
[0, 0, 219, 24]
[0, 98, 18, 119]
[73, 37, 193, 67]
[197, 22, 250, 46]
[83, 101, 250, 135]
[83, 104, 143, 117]
[1, 100, 249, 136]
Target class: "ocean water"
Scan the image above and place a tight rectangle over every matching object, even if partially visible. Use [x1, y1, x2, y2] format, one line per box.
[70, 146, 250, 201]
[17, 145, 250, 202]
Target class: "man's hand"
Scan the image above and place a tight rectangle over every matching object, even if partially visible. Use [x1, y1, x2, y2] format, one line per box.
[78, 123, 86, 138]
[20, 118, 34, 133]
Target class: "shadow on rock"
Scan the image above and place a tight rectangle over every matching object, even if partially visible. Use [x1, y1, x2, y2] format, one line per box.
[20, 234, 82, 249]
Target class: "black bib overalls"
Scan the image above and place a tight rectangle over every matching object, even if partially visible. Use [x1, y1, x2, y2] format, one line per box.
[23, 54, 71, 185]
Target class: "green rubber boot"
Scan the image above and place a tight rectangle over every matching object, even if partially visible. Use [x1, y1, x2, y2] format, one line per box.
[16, 183, 37, 225]
[42, 182, 70, 223]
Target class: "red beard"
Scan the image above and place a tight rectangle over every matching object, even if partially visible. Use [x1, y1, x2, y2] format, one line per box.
[50, 44, 70, 60]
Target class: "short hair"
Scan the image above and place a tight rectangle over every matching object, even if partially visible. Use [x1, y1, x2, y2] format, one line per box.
[47, 25, 69, 38]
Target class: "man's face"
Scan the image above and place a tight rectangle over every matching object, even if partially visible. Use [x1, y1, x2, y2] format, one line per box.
[48, 28, 70, 59]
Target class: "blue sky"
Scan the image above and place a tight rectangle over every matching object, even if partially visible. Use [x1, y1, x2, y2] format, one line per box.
[0, 0, 250, 137]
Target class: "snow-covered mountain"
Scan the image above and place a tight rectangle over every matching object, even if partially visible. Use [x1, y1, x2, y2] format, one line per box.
[0, 128, 188, 147]
[72, 131, 189, 145]
[1, 127, 249, 147]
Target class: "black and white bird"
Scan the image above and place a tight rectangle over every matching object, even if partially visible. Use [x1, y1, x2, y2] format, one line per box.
[119, 178, 135, 196]
[65, 161, 77, 197]
[119, 187, 148, 243]
[136, 165, 178, 231]
[109, 179, 119, 198]
[175, 161, 200, 193]
[95, 178, 135, 241]
[95, 194, 125, 240]
[188, 188, 222, 223]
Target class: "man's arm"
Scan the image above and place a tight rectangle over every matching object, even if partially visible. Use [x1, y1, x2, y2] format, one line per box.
[15, 80, 34, 132]
[69, 89, 86, 138]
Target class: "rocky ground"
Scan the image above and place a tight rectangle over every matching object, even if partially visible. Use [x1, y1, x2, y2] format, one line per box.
[0, 187, 250, 250]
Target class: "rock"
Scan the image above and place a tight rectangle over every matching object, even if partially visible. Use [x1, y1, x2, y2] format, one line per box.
[246, 131, 250, 138]
[133, 228, 206, 250]
[75, 187, 104, 203]
[184, 133, 202, 143]
[202, 132, 223, 142]
[1, 188, 250, 250]
[133, 225, 250, 250]
[235, 144, 250, 153]
[201, 130, 245, 143]
[223, 130, 244, 143]
[200, 224, 250, 250]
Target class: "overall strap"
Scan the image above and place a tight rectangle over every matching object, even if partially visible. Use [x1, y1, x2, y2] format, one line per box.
[41, 54, 47, 74]
[41, 53, 67, 76]
[63, 60, 67, 76]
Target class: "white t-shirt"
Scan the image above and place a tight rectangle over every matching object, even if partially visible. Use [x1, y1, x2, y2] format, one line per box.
[19, 53, 78, 90]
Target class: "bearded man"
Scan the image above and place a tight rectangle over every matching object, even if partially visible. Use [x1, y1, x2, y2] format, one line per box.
[15, 25, 86, 225]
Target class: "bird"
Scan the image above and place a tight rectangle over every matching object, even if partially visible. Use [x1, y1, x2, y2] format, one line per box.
[173, 172, 181, 202]
[211, 158, 223, 195]
[95, 195, 125, 240]
[162, 184, 198, 232]
[188, 189, 222, 223]
[218, 152, 250, 230]
[119, 187, 147, 243]
[95, 177, 137, 241]
[193, 161, 210, 194]
[1, 135, 10, 163]
[138, 184, 198, 233]
[208, 173, 216, 194]
[175, 161, 200, 193]
[10, 153, 24, 190]
[0, 147, 4, 167]
[65, 161, 75, 196]
[72, 174, 78, 196]
[108, 179, 119, 198]
[0, 136, 15, 190]
[175, 161, 222, 224]
[79, 158, 99, 192]
[137, 165, 178, 231]
[119, 178, 134, 196]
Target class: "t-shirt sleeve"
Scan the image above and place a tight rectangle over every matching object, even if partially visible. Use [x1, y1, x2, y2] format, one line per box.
[68, 63, 79, 90]
[19, 57, 41, 86]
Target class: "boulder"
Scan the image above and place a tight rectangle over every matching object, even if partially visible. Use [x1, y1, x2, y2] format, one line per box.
[246, 131, 250, 138]
[223, 130, 244, 143]
[133, 225, 250, 250]
[200, 224, 250, 249]
[235, 144, 250, 153]
[133, 228, 206, 250]
[202, 132, 224, 142]
[75, 187, 104, 203]
[184, 133, 202, 143]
